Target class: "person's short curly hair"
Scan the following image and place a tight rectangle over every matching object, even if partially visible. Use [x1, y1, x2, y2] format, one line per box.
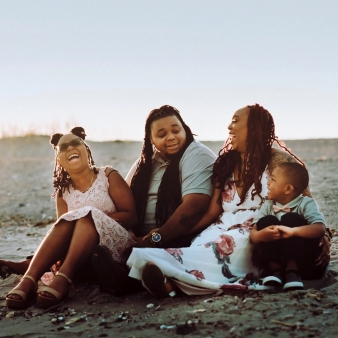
[276, 162, 309, 195]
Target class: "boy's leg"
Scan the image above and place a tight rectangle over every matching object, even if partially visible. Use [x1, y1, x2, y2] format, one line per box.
[299, 238, 326, 280]
[256, 215, 283, 267]
[280, 213, 307, 268]
[256, 216, 283, 286]
[280, 212, 326, 279]
[280, 213, 308, 289]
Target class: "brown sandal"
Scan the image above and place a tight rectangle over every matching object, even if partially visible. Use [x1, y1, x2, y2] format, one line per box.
[37, 272, 73, 308]
[141, 263, 176, 299]
[6, 275, 38, 309]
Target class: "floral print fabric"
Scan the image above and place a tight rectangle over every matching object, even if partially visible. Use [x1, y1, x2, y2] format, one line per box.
[127, 169, 269, 294]
[56, 167, 135, 263]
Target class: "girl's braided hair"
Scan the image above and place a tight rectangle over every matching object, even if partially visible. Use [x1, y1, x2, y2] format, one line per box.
[50, 127, 98, 197]
[130, 105, 194, 233]
[213, 104, 304, 205]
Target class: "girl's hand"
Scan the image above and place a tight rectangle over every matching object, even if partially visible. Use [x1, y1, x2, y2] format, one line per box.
[143, 228, 160, 240]
[259, 226, 281, 242]
[315, 235, 331, 267]
[132, 235, 146, 247]
[277, 225, 296, 239]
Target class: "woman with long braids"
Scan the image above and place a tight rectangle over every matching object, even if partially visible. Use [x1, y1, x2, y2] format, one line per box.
[5, 127, 137, 308]
[91, 105, 216, 295]
[125, 104, 331, 297]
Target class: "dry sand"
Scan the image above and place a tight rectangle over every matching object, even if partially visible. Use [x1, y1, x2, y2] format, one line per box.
[0, 136, 338, 337]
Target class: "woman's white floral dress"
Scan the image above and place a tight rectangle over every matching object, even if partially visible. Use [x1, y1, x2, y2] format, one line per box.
[127, 169, 269, 295]
[56, 167, 135, 263]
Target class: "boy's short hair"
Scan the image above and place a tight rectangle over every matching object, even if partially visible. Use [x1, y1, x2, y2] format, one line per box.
[277, 162, 309, 195]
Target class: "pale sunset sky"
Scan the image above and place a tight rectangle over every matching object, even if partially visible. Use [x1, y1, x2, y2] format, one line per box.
[1, 0, 337, 141]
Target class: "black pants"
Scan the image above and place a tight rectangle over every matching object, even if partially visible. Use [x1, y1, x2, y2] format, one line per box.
[256, 213, 326, 280]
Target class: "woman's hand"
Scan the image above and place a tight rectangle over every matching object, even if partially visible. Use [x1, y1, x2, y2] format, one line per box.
[315, 235, 331, 267]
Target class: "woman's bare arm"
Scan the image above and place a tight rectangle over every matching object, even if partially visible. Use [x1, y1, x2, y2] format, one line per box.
[186, 186, 223, 235]
[106, 168, 138, 230]
[56, 195, 68, 218]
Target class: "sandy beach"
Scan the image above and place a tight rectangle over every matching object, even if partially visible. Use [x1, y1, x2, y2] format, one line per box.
[0, 136, 338, 337]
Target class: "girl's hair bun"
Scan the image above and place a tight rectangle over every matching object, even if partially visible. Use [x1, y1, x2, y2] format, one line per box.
[50, 133, 63, 147]
[70, 127, 86, 140]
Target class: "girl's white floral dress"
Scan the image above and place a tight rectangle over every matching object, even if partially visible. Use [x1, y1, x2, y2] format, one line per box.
[56, 167, 135, 263]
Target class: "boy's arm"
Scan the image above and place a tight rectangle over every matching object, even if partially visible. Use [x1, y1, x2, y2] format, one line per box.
[278, 197, 326, 239]
[250, 200, 278, 243]
[250, 223, 281, 243]
[278, 223, 325, 239]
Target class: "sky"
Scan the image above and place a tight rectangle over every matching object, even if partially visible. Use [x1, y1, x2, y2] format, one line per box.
[1, 0, 337, 141]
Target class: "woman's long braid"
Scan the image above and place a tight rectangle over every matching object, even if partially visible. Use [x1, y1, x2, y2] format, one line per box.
[50, 127, 98, 197]
[213, 104, 303, 206]
[130, 134, 153, 228]
[274, 137, 305, 166]
[241, 104, 275, 203]
[130, 105, 194, 233]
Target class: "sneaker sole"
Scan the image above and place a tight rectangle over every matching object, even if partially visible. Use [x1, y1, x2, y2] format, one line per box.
[283, 281, 304, 291]
[263, 276, 282, 287]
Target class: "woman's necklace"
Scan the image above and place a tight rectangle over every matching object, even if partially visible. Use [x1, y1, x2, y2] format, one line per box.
[73, 170, 95, 193]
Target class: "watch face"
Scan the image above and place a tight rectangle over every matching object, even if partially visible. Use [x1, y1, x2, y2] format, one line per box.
[152, 232, 162, 243]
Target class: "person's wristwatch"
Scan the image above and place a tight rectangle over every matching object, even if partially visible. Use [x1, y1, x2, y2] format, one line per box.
[150, 231, 163, 246]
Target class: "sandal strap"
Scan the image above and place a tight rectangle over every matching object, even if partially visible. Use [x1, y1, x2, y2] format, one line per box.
[56, 272, 72, 284]
[6, 275, 37, 301]
[22, 274, 37, 289]
[6, 289, 27, 301]
[39, 285, 61, 300]
[56, 272, 76, 291]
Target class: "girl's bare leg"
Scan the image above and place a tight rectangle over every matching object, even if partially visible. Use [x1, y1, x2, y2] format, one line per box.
[40, 214, 99, 299]
[7, 219, 75, 300]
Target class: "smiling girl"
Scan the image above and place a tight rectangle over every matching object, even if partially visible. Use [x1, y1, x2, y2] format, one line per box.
[6, 127, 137, 308]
